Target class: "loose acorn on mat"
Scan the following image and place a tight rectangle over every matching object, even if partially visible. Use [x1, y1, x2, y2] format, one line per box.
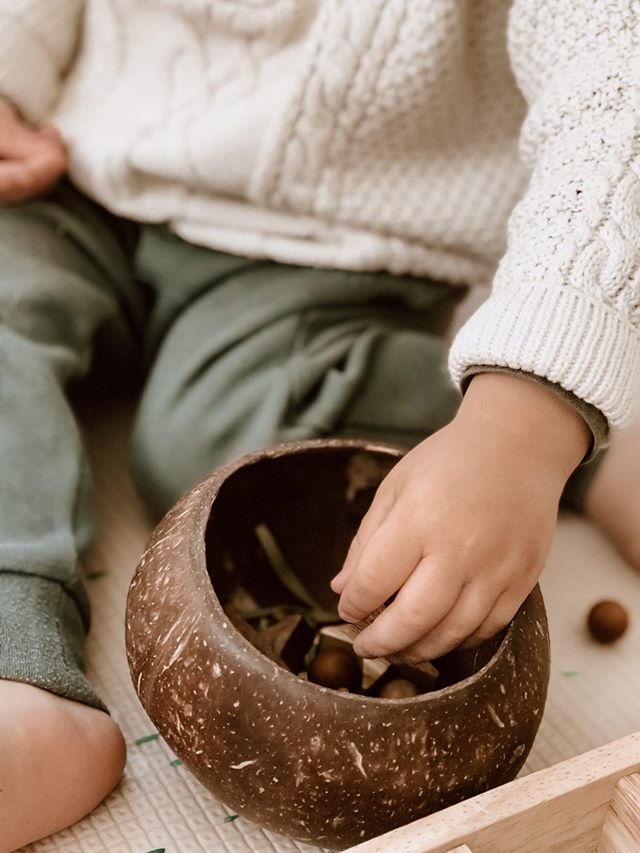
[587, 600, 629, 643]
[126, 439, 551, 850]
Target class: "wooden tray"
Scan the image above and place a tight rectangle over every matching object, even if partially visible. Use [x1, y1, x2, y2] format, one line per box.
[345, 732, 640, 852]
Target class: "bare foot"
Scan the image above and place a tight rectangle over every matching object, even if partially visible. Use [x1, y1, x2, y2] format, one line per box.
[0, 680, 126, 852]
[585, 421, 640, 571]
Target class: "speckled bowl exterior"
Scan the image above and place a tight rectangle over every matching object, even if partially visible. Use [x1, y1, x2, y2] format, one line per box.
[126, 439, 550, 851]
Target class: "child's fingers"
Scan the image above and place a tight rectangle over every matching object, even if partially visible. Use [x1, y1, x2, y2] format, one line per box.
[459, 584, 530, 649]
[331, 483, 396, 594]
[37, 124, 64, 145]
[0, 108, 67, 202]
[336, 511, 422, 622]
[0, 108, 64, 154]
[351, 555, 462, 658]
[0, 147, 67, 203]
[0, 163, 58, 204]
[0, 113, 46, 156]
[24, 148, 67, 188]
[0, 160, 40, 203]
[394, 582, 497, 663]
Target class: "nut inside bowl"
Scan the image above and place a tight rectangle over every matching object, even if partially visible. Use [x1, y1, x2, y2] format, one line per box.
[126, 439, 550, 850]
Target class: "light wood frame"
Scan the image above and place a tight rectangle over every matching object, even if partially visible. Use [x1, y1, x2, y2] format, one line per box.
[345, 732, 640, 852]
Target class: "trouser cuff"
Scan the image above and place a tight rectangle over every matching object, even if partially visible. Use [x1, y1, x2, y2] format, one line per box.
[0, 572, 107, 711]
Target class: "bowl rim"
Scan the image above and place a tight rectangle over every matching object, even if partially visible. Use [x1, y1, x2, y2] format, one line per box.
[177, 438, 521, 706]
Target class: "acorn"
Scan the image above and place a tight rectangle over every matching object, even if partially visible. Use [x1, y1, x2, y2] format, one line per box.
[587, 600, 629, 644]
[378, 678, 420, 699]
[307, 647, 361, 691]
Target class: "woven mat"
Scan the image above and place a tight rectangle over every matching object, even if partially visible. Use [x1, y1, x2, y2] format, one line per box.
[23, 393, 640, 853]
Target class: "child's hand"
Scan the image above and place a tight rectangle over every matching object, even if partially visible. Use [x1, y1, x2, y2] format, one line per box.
[0, 99, 67, 204]
[331, 373, 590, 663]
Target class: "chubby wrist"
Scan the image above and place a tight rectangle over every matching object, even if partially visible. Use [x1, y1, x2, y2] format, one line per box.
[456, 372, 591, 477]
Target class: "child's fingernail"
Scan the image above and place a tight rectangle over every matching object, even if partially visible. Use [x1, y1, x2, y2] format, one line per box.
[338, 605, 356, 622]
[353, 641, 372, 659]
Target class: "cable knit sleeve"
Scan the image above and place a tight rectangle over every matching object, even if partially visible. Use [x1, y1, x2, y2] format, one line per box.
[0, 0, 84, 123]
[448, 0, 640, 429]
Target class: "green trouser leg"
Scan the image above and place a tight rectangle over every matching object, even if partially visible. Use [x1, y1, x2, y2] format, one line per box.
[132, 228, 465, 515]
[132, 227, 602, 518]
[0, 185, 141, 710]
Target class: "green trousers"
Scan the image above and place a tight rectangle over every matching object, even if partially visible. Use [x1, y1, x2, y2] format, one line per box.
[0, 184, 473, 710]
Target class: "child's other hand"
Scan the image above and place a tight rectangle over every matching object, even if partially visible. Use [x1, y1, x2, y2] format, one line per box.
[331, 373, 590, 663]
[0, 99, 67, 204]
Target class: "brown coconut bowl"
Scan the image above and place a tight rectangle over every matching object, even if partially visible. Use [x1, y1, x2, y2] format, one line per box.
[126, 439, 550, 850]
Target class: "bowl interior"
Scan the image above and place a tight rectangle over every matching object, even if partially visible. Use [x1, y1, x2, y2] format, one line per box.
[204, 444, 503, 687]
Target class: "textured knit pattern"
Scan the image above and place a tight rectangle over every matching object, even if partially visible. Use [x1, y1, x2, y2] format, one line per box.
[449, 1, 640, 429]
[0, 0, 83, 122]
[0, 1, 639, 426]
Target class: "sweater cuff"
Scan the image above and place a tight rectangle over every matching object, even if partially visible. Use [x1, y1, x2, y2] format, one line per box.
[449, 283, 640, 430]
[460, 365, 609, 463]
[0, 14, 62, 122]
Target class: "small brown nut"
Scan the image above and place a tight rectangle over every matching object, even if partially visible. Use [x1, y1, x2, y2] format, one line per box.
[378, 678, 419, 699]
[307, 648, 361, 691]
[587, 600, 629, 644]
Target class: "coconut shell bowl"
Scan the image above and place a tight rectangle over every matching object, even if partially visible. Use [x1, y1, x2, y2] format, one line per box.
[125, 439, 550, 850]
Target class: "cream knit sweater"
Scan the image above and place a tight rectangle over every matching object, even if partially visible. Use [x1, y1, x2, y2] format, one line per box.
[1, 0, 639, 428]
